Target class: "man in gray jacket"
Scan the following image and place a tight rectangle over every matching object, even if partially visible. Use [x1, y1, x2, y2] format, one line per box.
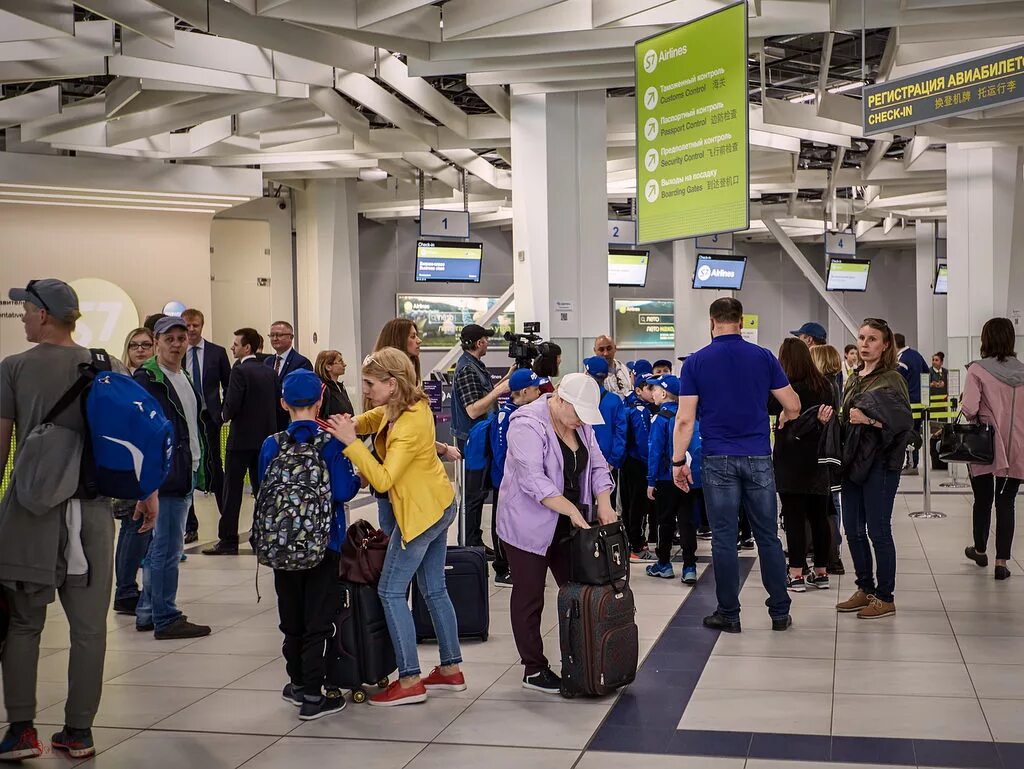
[0, 279, 156, 761]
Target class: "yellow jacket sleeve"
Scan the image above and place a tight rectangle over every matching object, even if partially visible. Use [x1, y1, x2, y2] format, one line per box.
[343, 426, 418, 493]
[354, 407, 386, 437]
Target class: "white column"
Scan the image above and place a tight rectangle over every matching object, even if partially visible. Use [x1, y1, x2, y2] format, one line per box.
[294, 179, 361, 397]
[673, 239, 722, 358]
[946, 144, 1024, 367]
[915, 220, 946, 360]
[511, 90, 608, 370]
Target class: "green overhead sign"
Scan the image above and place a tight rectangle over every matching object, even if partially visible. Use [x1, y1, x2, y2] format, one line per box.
[635, 1, 749, 244]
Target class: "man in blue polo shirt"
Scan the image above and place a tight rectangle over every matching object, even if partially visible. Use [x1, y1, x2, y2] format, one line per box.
[673, 298, 800, 633]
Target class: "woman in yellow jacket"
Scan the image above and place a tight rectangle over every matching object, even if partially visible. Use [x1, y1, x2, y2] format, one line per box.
[327, 347, 465, 707]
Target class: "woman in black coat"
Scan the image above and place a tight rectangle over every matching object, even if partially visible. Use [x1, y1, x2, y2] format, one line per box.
[315, 350, 354, 418]
[770, 338, 835, 592]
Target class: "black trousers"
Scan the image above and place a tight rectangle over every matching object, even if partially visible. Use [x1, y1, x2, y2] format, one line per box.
[274, 551, 340, 694]
[456, 437, 488, 548]
[491, 488, 509, 576]
[654, 481, 698, 567]
[780, 493, 831, 569]
[187, 420, 226, 535]
[620, 457, 651, 553]
[971, 473, 1023, 560]
[220, 448, 261, 547]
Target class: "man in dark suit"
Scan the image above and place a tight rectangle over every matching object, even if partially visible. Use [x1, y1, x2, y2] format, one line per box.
[182, 308, 232, 544]
[264, 320, 313, 430]
[204, 327, 279, 555]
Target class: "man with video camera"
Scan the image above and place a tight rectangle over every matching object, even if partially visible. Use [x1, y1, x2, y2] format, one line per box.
[451, 324, 510, 553]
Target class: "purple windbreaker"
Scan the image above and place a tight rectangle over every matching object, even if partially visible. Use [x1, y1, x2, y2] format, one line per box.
[495, 394, 614, 556]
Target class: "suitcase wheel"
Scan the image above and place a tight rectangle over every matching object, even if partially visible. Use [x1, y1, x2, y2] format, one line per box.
[352, 688, 367, 704]
[480, 632, 488, 642]
[377, 677, 390, 689]
[560, 687, 576, 699]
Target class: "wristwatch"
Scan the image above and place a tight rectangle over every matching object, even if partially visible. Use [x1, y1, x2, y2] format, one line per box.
[672, 455, 688, 468]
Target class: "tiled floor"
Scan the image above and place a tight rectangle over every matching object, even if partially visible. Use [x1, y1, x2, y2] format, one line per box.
[3, 475, 1024, 768]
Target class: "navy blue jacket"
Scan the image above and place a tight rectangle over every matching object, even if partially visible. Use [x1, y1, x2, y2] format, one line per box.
[594, 387, 627, 468]
[625, 393, 653, 464]
[897, 347, 929, 406]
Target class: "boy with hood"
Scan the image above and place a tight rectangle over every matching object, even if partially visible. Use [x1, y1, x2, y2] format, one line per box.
[583, 357, 627, 470]
[622, 361, 657, 560]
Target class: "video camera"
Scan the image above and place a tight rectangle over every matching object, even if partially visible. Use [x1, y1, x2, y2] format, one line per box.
[505, 321, 548, 368]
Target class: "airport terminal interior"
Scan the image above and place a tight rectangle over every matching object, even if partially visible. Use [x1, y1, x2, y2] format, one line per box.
[3, 0, 1024, 767]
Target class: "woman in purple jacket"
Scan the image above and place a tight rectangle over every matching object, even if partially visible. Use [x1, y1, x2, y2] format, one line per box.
[496, 373, 617, 694]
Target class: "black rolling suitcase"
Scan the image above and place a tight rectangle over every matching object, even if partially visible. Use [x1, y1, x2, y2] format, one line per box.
[328, 580, 397, 703]
[557, 581, 639, 698]
[413, 459, 490, 643]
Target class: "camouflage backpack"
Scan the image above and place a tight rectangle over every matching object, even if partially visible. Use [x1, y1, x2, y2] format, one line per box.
[251, 430, 334, 570]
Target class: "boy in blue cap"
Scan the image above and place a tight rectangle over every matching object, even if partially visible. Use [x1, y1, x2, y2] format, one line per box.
[652, 359, 674, 376]
[259, 369, 360, 722]
[623, 362, 657, 560]
[646, 375, 701, 585]
[584, 356, 627, 471]
[489, 368, 548, 586]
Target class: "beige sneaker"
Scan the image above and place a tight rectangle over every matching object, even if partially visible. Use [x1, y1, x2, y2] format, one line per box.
[857, 596, 896, 619]
[836, 589, 872, 613]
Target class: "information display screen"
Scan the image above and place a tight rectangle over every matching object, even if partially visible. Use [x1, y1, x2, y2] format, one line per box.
[613, 299, 675, 348]
[397, 295, 514, 349]
[415, 241, 483, 283]
[635, 2, 749, 243]
[608, 249, 650, 287]
[934, 264, 948, 295]
[826, 258, 871, 292]
[692, 254, 747, 290]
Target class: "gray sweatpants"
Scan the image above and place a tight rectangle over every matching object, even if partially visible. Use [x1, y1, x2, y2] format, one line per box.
[2, 500, 114, 728]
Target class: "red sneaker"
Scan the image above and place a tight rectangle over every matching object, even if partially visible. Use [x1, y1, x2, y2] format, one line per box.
[421, 666, 467, 692]
[0, 725, 43, 761]
[368, 679, 428, 707]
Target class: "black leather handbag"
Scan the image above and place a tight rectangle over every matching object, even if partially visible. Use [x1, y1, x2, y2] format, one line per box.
[565, 520, 630, 587]
[937, 417, 995, 464]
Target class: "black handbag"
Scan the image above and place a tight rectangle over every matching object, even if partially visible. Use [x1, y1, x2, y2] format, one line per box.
[565, 520, 630, 587]
[938, 416, 995, 464]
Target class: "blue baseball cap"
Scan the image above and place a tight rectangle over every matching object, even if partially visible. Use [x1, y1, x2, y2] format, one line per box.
[282, 369, 323, 407]
[584, 356, 609, 378]
[790, 322, 827, 342]
[653, 359, 674, 370]
[509, 369, 548, 392]
[631, 359, 653, 379]
[637, 373, 657, 387]
[626, 360, 636, 371]
[651, 374, 681, 396]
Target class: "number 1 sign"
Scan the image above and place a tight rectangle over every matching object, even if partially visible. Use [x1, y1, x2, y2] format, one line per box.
[420, 209, 470, 239]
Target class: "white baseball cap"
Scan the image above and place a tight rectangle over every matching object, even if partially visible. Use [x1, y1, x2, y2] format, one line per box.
[557, 373, 605, 425]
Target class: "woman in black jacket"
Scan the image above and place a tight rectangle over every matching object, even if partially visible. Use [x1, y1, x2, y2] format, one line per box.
[771, 339, 834, 592]
[314, 350, 354, 418]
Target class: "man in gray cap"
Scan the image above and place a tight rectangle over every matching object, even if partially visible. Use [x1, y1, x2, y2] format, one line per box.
[0, 279, 150, 761]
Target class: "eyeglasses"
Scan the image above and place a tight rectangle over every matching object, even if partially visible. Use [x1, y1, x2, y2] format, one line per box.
[595, 345, 614, 352]
[128, 341, 154, 351]
[862, 317, 889, 328]
[269, 332, 293, 339]
[25, 280, 52, 313]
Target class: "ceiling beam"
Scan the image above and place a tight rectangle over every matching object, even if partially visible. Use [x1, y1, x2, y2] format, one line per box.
[76, 0, 175, 46]
[0, 85, 60, 128]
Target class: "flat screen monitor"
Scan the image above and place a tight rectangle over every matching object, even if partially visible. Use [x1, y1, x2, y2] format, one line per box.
[415, 240, 483, 283]
[826, 257, 871, 292]
[934, 264, 948, 295]
[692, 254, 747, 290]
[608, 249, 650, 287]
[612, 299, 675, 348]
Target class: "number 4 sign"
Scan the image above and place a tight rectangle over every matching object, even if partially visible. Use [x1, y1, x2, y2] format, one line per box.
[420, 209, 470, 239]
[825, 230, 857, 256]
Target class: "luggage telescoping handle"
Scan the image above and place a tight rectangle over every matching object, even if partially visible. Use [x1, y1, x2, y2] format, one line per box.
[453, 456, 465, 548]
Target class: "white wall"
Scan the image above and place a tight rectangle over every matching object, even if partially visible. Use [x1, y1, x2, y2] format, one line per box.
[0, 203, 213, 357]
[210, 218, 272, 347]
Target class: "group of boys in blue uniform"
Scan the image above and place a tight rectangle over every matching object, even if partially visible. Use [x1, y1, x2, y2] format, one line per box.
[583, 357, 703, 587]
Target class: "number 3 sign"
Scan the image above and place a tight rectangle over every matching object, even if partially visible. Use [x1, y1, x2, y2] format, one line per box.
[69, 278, 141, 351]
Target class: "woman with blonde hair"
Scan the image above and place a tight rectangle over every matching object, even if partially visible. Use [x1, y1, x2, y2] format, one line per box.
[327, 347, 465, 706]
[810, 343, 846, 576]
[111, 327, 156, 615]
[314, 349, 354, 418]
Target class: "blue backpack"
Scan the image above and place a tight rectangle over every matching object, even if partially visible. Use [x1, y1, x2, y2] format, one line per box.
[46, 350, 174, 500]
[464, 413, 496, 473]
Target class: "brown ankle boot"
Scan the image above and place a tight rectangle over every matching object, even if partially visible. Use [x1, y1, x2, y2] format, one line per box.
[836, 589, 872, 613]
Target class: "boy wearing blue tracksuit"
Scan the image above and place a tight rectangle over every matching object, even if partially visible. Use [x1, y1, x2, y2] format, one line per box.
[623, 365, 657, 559]
[646, 375, 701, 585]
[489, 369, 548, 586]
[259, 370, 360, 722]
[583, 357, 627, 470]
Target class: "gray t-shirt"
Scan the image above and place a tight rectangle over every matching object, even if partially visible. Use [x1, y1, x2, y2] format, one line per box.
[159, 364, 201, 472]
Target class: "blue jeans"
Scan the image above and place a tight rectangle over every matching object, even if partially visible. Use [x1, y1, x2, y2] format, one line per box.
[842, 460, 900, 602]
[136, 493, 191, 631]
[377, 503, 462, 678]
[702, 455, 791, 622]
[377, 496, 396, 537]
[114, 514, 152, 602]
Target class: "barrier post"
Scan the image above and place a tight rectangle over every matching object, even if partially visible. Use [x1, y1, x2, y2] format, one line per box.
[910, 405, 947, 519]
